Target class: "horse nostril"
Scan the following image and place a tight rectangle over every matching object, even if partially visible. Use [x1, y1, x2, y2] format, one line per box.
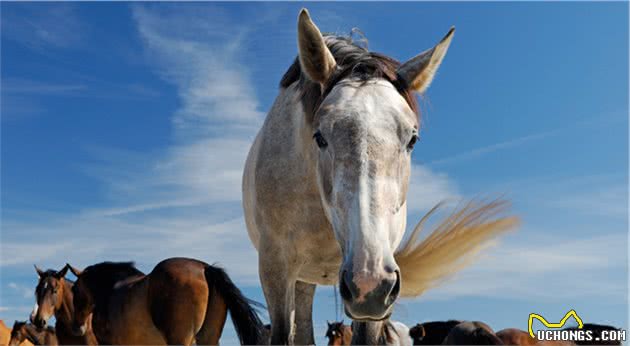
[339, 271, 353, 301]
[387, 270, 401, 305]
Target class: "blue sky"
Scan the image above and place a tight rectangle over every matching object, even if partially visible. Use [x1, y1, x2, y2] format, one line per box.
[1, 2, 628, 345]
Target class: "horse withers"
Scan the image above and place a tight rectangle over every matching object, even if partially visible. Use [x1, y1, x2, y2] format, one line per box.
[66, 258, 264, 345]
[243, 7, 518, 345]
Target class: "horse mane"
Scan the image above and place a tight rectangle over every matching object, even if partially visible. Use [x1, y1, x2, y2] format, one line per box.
[280, 34, 419, 122]
[81, 262, 145, 309]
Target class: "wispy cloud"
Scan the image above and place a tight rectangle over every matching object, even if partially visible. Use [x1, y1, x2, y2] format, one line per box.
[1, 78, 87, 95]
[0, 4, 268, 287]
[1, 3, 86, 50]
[545, 184, 627, 218]
[427, 129, 559, 166]
[419, 232, 627, 301]
[8, 283, 34, 299]
[425, 111, 626, 167]
[407, 165, 459, 212]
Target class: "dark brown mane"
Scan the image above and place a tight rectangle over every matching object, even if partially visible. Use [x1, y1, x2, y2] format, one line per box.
[81, 262, 145, 309]
[280, 34, 419, 121]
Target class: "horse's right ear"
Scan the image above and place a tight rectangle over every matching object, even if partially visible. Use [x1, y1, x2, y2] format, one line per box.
[67, 263, 83, 277]
[297, 8, 336, 85]
[34, 265, 44, 278]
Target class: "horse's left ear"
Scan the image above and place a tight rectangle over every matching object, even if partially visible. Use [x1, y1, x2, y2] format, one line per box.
[55, 265, 69, 279]
[297, 8, 337, 85]
[397, 27, 455, 93]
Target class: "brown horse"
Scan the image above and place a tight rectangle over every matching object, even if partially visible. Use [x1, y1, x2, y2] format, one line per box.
[67, 258, 264, 345]
[496, 328, 537, 345]
[8, 322, 57, 346]
[410, 320, 462, 345]
[31, 265, 97, 345]
[1, 320, 33, 346]
[442, 321, 503, 345]
[326, 321, 353, 346]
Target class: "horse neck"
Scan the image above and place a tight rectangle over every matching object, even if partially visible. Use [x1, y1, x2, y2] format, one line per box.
[278, 85, 318, 161]
[54, 280, 74, 329]
[351, 321, 388, 345]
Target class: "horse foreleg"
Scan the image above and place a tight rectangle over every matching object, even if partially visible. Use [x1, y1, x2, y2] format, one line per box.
[260, 248, 297, 345]
[294, 281, 316, 345]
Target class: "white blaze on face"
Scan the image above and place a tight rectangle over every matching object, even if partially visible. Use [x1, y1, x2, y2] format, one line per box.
[30, 302, 39, 321]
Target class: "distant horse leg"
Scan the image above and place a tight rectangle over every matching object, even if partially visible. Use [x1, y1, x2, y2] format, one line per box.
[196, 286, 228, 345]
[260, 246, 297, 345]
[294, 281, 316, 345]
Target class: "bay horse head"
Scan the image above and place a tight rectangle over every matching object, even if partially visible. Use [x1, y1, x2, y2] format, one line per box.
[326, 320, 352, 346]
[294, 9, 454, 320]
[31, 265, 69, 328]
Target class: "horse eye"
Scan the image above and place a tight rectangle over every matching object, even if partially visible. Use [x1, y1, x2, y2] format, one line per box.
[407, 134, 419, 151]
[313, 131, 328, 149]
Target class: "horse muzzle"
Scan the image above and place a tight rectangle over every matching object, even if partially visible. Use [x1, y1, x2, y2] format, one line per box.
[339, 268, 400, 320]
[32, 316, 47, 329]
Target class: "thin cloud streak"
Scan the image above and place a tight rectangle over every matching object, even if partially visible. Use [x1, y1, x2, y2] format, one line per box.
[425, 111, 626, 167]
[427, 129, 559, 166]
[1, 3, 86, 50]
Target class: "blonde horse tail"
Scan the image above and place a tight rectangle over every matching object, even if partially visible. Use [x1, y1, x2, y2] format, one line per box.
[394, 198, 520, 297]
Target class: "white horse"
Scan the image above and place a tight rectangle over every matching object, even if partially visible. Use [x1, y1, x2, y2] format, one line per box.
[243, 9, 518, 345]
